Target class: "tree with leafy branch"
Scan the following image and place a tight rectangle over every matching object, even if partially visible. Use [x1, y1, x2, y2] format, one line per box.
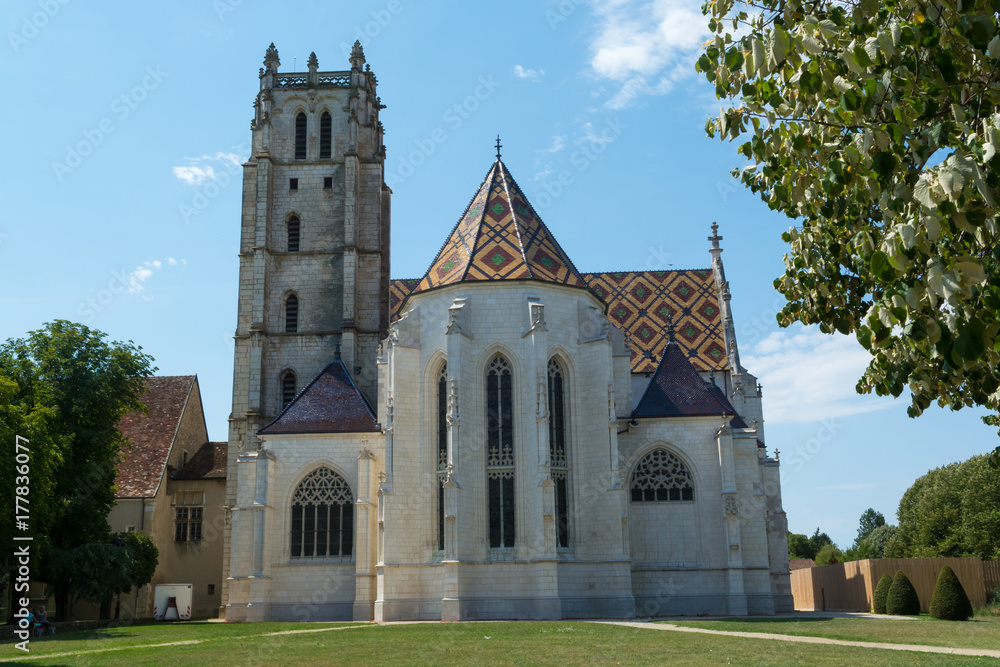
[698, 0, 1000, 466]
[0, 320, 155, 619]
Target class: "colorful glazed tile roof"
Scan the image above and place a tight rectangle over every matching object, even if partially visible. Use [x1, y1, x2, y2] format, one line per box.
[582, 269, 727, 374]
[391, 267, 728, 375]
[407, 160, 589, 297]
[172, 441, 227, 480]
[115, 376, 196, 499]
[259, 360, 379, 435]
[633, 339, 737, 419]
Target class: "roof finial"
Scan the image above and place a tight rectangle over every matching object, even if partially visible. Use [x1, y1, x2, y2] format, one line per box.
[709, 221, 723, 251]
[666, 312, 676, 345]
[495, 134, 502, 160]
[335, 341, 342, 361]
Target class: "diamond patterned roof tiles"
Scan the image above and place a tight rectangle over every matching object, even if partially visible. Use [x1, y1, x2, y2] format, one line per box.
[408, 160, 589, 298]
[391, 267, 729, 374]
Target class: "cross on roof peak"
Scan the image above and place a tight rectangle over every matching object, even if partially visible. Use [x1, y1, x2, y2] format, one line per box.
[495, 135, 502, 160]
[709, 221, 723, 250]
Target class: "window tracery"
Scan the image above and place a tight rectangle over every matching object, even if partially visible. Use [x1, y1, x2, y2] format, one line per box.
[630, 449, 694, 502]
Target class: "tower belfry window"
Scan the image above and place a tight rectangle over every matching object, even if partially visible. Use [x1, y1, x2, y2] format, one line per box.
[486, 354, 514, 549]
[287, 216, 300, 252]
[294, 112, 307, 160]
[285, 294, 298, 333]
[320, 112, 332, 159]
[281, 371, 296, 410]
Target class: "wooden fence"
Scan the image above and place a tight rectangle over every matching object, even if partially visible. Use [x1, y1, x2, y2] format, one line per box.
[790, 557, 993, 612]
[985, 560, 1000, 594]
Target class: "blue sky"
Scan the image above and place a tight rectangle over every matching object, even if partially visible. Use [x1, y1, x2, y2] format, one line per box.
[2, 0, 996, 549]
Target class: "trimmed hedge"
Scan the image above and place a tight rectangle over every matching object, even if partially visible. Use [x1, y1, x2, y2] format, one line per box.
[929, 565, 973, 621]
[886, 570, 920, 615]
[872, 573, 893, 614]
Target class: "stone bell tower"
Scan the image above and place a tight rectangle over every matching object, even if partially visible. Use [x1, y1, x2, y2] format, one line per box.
[222, 42, 390, 616]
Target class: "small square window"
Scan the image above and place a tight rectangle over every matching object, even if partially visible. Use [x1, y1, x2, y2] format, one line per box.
[289, 178, 298, 190]
[208, 584, 215, 596]
[324, 176, 333, 189]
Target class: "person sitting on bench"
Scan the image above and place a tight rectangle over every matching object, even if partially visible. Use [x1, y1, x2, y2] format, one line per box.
[35, 607, 52, 637]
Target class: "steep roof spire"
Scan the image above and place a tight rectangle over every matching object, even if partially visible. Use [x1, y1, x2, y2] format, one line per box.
[407, 157, 588, 298]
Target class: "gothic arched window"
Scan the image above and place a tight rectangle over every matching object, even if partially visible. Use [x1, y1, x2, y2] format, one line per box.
[630, 449, 694, 502]
[285, 294, 298, 333]
[319, 111, 332, 159]
[436, 362, 447, 551]
[290, 467, 353, 558]
[486, 354, 514, 548]
[281, 371, 296, 410]
[547, 358, 569, 548]
[294, 112, 307, 159]
[287, 216, 300, 252]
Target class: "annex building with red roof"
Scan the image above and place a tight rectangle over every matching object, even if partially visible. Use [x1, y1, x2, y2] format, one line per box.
[223, 43, 792, 623]
[106, 375, 226, 620]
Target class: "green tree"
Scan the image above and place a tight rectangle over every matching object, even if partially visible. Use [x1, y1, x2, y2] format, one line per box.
[698, 0, 1000, 466]
[873, 573, 893, 614]
[787, 532, 814, 559]
[862, 523, 898, 559]
[886, 570, 921, 615]
[0, 321, 155, 619]
[815, 543, 845, 566]
[929, 565, 974, 620]
[856, 509, 886, 545]
[113, 531, 158, 619]
[891, 454, 1000, 558]
[809, 528, 834, 556]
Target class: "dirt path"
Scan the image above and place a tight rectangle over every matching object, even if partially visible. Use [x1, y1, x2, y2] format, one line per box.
[591, 620, 1000, 659]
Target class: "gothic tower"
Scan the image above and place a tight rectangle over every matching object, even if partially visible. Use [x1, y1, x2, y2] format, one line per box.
[222, 42, 389, 616]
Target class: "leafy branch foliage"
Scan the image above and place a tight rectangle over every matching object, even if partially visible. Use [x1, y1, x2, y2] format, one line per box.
[0, 320, 155, 619]
[699, 0, 1000, 465]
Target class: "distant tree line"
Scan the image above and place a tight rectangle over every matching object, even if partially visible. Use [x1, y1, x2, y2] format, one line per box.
[789, 454, 1000, 564]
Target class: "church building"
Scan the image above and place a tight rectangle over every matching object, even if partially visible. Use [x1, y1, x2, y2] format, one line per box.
[222, 43, 793, 622]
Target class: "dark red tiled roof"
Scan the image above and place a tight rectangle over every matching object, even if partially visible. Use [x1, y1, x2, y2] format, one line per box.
[633, 342, 737, 419]
[115, 376, 195, 498]
[259, 361, 379, 435]
[172, 441, 227, 480]
[789, 558, 817, 571]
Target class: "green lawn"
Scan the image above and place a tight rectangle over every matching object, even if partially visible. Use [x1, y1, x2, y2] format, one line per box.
[669, 614, 1000, 650]
[2, 621, 999, 666]
[0, 620, 357, 658]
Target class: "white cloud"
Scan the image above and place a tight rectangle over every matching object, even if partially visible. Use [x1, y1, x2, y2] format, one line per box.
[540, 135, 565, 154]
[743, 325, 896, 425]
[586, 0, 711, 109]
[512, 65, 545, 82]
[173, 165, 216, 185]
[126, 258, 186, 295]
[173, 151, 244, 185]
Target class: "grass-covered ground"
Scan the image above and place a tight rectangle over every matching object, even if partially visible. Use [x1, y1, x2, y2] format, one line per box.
[668, 613, 1000, 650]
[2, 619, 999, 666]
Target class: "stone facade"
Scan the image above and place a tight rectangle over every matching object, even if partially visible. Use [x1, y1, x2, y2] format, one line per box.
[224, 42, 792, 622]
[223, 42, 390, 615]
